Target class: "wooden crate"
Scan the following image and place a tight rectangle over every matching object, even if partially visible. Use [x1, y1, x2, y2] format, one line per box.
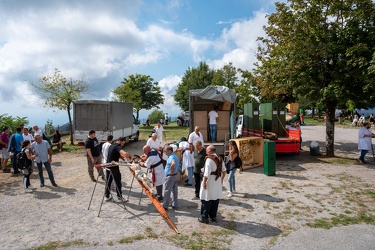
[217, 129, 230, 142]
[221, 101, 231, 111]
[217, 111, 230, 130]
[194, 111, 208, 128]
[231, 137, 264, 170]
[287, 103, 299, 115]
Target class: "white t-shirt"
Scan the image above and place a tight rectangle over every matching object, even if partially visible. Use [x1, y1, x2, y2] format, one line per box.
[153, 125, 164, 144]
[23, 134, 34, 142]
[188, 131, 204, 146]
[101, 142, 112, 163]
[358, 127, 373, 150]
[147, 138, 162, 150]
[208, 110, 219, 125]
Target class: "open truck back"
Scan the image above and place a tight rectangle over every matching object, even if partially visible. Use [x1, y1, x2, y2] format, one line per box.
[73, 100, 140, 144]
[189, 86, 236, 156]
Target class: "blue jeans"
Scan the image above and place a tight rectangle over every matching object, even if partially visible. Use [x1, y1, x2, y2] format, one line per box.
[163, 175, 178, 208]
[187, 167, 193, 185]
[36, 161, 55, 184]
[359, 150, 369, 161]
[209, 124, 217, 142]
[201, 199, 219, 219]
[12, 150, 21, 174]
[228, 168, 236, 192]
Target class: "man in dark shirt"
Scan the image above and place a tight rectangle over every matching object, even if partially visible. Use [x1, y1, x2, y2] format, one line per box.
[84, 130, 103, 182]
[193, 140, 206, 199]
[105, 137, 132, 203]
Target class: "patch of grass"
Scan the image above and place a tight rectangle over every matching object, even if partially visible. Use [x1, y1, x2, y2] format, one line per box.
[117, 234, 145, 244]
[139, 125, 189, 142]
[306, 213, 375, 229]
[28, 239, 88, 250]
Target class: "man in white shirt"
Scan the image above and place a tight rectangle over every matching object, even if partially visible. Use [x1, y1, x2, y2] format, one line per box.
[188, 126, 204, 150]
[32, 125, 43, 137]
[153, 121, 166, 145]
[208, 106, 219, 142]
[147, 133, 162, 151]
[358, 122, 375, 164]
[101, 135, 113, 164]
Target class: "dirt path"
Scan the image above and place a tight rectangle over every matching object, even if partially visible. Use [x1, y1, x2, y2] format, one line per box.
[0, 125, 374, 250]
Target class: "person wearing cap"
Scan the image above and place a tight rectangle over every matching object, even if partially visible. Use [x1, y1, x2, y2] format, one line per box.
[104, 137, 132, 203]
[0, 127, 11, 173]
[84, 130, 104, 182]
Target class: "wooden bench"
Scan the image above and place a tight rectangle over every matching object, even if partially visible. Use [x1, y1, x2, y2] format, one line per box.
[51, 142, 66, 150]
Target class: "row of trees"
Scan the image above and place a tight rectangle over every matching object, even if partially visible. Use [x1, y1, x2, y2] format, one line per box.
[26, 0, 374, 157]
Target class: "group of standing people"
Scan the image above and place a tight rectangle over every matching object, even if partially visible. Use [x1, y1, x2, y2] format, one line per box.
[0, 124, 59, 192]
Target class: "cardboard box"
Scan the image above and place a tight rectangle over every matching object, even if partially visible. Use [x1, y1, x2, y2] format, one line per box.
[221, 101, 232, 111]
[287, 103, 299, 115]
[194, 111, 208, 128]
[231, 137, 264, 169]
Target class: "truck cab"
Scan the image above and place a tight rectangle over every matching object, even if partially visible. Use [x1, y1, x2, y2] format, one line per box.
[235, 115, 243, 138]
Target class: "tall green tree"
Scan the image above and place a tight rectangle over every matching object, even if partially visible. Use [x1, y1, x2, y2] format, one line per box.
[112, 74, 164, 121]
[235, 69, 260, 115]
[212, 62, 238, 89]
[174, 62, 215, 111]
[31, 68, 88, 145]
[255, 0, 375, 156]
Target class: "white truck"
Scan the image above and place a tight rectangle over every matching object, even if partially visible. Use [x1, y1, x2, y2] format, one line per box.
[73, 100, 140, 144]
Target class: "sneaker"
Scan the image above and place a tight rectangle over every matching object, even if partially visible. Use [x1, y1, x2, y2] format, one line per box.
[51, 182, 58, 187]
[209, 217, 217, 222]
[2, 168, 11, 173]
[232, 190, 237, 193]
[198, 218, 209, 224]
[59, 149, 62, 152]
[191, 196, 199, 200]
[90, 177, 96, 182]
[25, 188, 33, 193]
[184, 183, 192, 186]
[228, 191, 233, 198]
[114, 197, 128, 203]
[28, 185, 36, 190]
[40, 183, 45, 187]
[105, 196, 113, 202]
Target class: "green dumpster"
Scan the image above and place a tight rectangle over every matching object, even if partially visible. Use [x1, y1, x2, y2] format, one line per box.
[264, 140, 276, 176]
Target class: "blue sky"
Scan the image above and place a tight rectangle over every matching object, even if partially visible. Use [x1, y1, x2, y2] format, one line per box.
[0, 0, 277, 127]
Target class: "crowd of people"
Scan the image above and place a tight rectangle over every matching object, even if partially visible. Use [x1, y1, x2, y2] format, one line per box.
[0, 124, 61, 192]
[84, 107, 242, 224]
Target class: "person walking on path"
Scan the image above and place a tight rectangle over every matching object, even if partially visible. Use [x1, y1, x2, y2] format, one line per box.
[225, 141, 242, 198]
[162, 146, 179, 211]
[357, 122, 375, 164]
[198, 145, 226, 224]
[0, 127, 11, 173]
[85, 130, 104, 182]
[208, 106, 219, 142]
[11, 127, 24, 175]
[192, 140, 206, 200]
[104, 137, 132, 203]
[31, 135, 57, 187]
[20, 140, 37, 193]
[153, 121, 166, 145]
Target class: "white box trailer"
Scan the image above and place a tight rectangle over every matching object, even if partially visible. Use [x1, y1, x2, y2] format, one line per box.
[73, 100, 140, 144]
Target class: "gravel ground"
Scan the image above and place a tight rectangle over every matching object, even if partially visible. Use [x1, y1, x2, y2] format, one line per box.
[1, 124, 375, 250]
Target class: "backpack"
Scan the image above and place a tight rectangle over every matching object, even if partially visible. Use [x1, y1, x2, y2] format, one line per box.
[204, 155, 223, 180]
[16, 149, 28, 170]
